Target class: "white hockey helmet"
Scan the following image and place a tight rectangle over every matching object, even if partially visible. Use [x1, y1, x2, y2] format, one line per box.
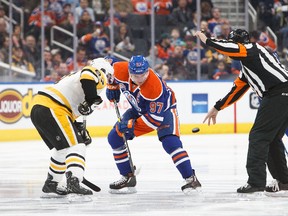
[90, 57, 114, 75]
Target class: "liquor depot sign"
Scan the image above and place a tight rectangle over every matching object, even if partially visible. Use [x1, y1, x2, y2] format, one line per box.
[0, 88, 34, 124]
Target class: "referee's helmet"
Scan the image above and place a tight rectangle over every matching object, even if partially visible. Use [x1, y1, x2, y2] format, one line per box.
[228, 29, 250, 44]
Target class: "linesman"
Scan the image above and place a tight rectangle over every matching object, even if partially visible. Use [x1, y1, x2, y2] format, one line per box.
[195, 29, 288, 194]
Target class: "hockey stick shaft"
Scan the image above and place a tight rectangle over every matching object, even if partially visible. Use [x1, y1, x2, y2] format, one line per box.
[113, 100, 136, 174]
[82, 178, 101, 192]
[81, 116, 101, 192]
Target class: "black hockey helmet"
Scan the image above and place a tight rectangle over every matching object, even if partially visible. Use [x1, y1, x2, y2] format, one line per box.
[227, 29, 250, 43]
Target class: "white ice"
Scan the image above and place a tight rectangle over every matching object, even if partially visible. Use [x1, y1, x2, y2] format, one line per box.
[0, 134, 287, 216]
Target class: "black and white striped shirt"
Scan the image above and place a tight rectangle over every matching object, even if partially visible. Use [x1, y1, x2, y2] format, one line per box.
[206, 39, 288, 110]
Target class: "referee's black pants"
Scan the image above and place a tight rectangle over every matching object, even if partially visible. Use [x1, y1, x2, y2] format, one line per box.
[247, 87, 288, 187]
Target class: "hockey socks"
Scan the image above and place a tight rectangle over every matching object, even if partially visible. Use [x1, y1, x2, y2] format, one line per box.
[162, 135, 194, 178]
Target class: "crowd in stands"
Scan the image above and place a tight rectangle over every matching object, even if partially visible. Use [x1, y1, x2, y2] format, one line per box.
[0, 0, 287, 82]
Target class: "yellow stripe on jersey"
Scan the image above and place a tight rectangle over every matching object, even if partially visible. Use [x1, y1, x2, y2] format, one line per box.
[45, 86, 72, 111]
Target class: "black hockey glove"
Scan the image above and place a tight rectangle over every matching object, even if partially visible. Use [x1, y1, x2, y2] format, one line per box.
[74, 121, 92, 145]
[78, 96, 103, 116]
[78, 101, 93, 116]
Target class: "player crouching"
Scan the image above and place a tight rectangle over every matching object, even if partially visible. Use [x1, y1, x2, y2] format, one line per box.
[31, 58, 113, 197]
[106, 55, 201, 194]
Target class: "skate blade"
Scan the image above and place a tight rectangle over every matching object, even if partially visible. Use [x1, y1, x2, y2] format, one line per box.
[40, 193, 67, 199]
[182, 187, 202, 195]
[264, 191, 288, 197]
[67, 194, 93, 203]
[109, 187, 137, 194]
[236, 191, 264, 199]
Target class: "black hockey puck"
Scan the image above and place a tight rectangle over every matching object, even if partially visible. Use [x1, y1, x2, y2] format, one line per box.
[192, 127, 200, 133]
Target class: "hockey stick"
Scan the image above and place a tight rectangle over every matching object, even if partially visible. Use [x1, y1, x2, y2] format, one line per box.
[82, 178, 101, 192]
[113, 100, 136, 175]
[80, 115, 101, 192]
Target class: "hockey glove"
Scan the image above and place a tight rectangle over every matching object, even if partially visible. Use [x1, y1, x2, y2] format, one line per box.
[116, 119, 135, 138]
[78, 96, 103, 116]
[74, 121, 92, 145]
[106, 84, 121, 103]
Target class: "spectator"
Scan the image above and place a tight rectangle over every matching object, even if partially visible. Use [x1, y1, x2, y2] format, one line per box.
[250, 29, 277, 53]
[166, 44, 190, 80]
[0, 18, 8, 47]
[257, 0, 281, 31]
[212, 60, 230, 80]
[131, 0, 151, 15]
[154, 0, 173, 15]
[0, 5, 10, 33]
[80, 21, 110, 58]
[76, 10, 94, 38]
[75, 0, 95, 23]
[12, 24, 24, 48]
[42, 70, 60, 82]
[113, 22, 133, 56]
[145, 45, 164, 71]
[201, 0, 213, 21]
[112, 0, 133, 22]
[168, 0, 193, 36]
[12, 47, 35, 75]
[65, 46, 87, 72]
[170, 27, 185, 47]
[115, 36, 135, 56]
[35, 48, 53, 80]
[230, 59, 241, 75]
[57, 3, 74, 29]
[51, 49, 63, 68]
[0, 36, 10, 63]
[28, 0, 57, 43]
[217, 23, 231, 40]
[92, 0, 105, 14]
[156, 33, 174, 61]
[22, 35, 40, 69]
[49, 0, 63, 18]
[53, 62, 69, 78]
[60, 0, 80, 7]
[159, 64, 172, 81]
[184, 35, 209, 80]
[207, 7, 230, 37]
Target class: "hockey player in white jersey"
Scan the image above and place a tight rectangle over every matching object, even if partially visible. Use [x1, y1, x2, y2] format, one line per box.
[30, 58, 113, 196]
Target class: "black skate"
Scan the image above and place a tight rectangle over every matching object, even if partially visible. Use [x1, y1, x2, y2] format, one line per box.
[41, 173, 67, 197]
[66, 171, 92, 195]
[181, 175, 201, 195]
[265, 179, 288, 197]
[109, 173, 137, 194]
[237, 183, 264, 193]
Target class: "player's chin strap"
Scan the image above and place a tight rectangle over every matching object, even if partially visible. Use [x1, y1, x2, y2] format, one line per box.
[113, 100, 137, 176]
[80, 115, 101, 192]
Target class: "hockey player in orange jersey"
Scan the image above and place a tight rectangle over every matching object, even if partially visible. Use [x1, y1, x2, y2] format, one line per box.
[105, 55, 201, 194]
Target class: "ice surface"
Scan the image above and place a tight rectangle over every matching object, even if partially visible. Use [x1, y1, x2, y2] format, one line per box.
[0, 134, 287, 216]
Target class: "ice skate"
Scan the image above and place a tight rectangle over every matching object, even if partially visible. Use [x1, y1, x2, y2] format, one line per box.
[264, 179, 288, 197]
[41, 173, 67, 198]
[181, 175, 201, 195]
[66, 171, 92, 195]
[237, 183, 264, 193]
[109, 173, 137, 194]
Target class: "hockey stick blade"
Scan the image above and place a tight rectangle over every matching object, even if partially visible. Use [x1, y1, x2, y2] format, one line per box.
[82, 178, 101, 192]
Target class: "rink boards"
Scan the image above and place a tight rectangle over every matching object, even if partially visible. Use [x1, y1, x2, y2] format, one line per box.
[0, 81, 258, 141]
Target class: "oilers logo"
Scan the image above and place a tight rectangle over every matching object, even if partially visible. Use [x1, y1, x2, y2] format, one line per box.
[122, 90, 141, 112]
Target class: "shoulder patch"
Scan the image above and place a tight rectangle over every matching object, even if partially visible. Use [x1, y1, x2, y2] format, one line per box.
[114, 62, 129, 82]
[140, 69, 163, 100]
[80, 66, 102, 82]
